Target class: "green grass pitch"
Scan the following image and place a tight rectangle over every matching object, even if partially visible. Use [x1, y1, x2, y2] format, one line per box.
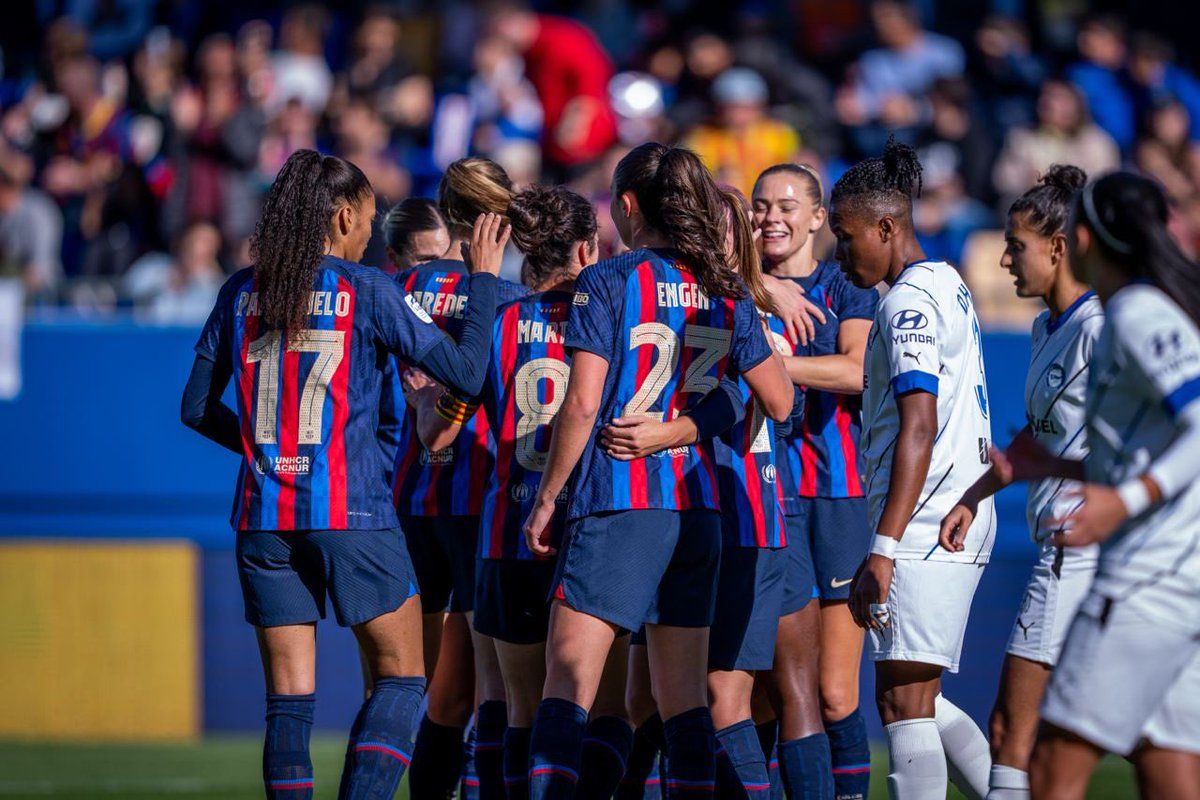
[0, 737, 1136, 798]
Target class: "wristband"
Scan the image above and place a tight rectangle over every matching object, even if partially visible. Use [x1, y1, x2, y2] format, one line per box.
[1116, 477, 1152, 518]
[870, 534, 898, 559]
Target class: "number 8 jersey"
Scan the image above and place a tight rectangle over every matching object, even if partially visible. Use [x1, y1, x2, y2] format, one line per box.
[564, 248, 773, 519]
[195, 255, 449, 531]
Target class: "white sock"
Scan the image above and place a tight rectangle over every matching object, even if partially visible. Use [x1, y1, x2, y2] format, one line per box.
[986, 764, 1030, 799]
[885, 717, 946, 800]
[933, 694, 991, 800]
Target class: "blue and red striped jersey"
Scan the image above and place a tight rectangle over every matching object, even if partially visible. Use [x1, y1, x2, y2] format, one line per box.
[476, 290, 574, 559]
[388, 261, 527, 516]
[564, 248, 773, 518]
[714, 369, 788, 548]
[778, 261, 878, 502]
[194, 256, 447, 531]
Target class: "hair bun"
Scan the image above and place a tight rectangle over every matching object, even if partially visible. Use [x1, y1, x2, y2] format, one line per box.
[1039, 164, 1087, 193]
[508, 184, 565, 255]
[881, 135, 923, 198]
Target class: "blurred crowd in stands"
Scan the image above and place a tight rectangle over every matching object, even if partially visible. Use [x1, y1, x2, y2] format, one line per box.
[0, 0, 1197, 323]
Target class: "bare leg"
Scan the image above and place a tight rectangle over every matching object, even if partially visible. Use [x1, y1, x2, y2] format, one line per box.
[990, 655, 1052, 769]
[1133, 744, 1200, 800]
[1028, 723, 1103, 800]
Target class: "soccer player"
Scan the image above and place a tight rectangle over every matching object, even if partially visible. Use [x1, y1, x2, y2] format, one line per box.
[179, 150, 507, 800]
[599, 188, 803, 799]
[389, 157, 527, 798]
[834, 139, 995, 800]
[754, 163, 877, 800]
[1022, 172, 1200, 799]
[521, 143, 795, 798]
[937, 165, 1099, 800]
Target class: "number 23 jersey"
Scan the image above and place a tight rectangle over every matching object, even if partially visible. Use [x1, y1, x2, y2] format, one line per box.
[564, 248, 773, 519]
[195, 256, 448, 532]
[861, 260, 995, 562]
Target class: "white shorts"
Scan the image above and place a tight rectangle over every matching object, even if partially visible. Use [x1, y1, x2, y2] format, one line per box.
[868, 558, 986, 673]
[1042, 590, 1200, 756]
[1006, 543, 1097, 665]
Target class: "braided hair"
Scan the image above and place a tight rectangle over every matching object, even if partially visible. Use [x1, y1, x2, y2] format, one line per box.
[830, 136, 923, 218]
[249, 150, 372, 334]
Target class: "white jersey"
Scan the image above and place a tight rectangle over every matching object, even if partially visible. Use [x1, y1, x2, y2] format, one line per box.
[1085, 284, 1200, 614]
[1025, 293, 1104, 543]
[862, 260, 995, 562]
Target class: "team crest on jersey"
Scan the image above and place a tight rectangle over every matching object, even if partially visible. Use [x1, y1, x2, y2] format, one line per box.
[761, 463, 777, 484]
[1046, 364, 1065, 388]
[891, 309, 928, 330]
[405, 292, 434, 324]
[510, 483, 532, 502]
[419, 447, 454, 466]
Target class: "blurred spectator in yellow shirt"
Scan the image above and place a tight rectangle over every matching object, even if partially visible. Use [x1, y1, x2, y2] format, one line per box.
[684, 67, 802, 196]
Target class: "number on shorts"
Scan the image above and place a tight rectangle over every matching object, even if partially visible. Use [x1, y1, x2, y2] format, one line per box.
[245, 329, 346, 445]
[625, 322, 732, 420]
[514, 356, 571, 470]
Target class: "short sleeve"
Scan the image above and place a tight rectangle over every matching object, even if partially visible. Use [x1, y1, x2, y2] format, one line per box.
[833, 272, 879, 321]
[564, 263, 619, 361]
[194, 270, 247, 365]
[880, 288, 940, 397]
[728, 296, 773, 374]
[374, 272, 450, 362]
[1118, 294, 1200, 417]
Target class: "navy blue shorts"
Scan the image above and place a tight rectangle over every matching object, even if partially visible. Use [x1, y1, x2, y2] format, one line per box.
[473, 557, 556, 645]
[553, 509, 721, 632]
[796, 497, 871, 601]
[236, 528, 417, 628]
[780, 515, 818, 615]
[400, 515, 479, 613]
[710, 545, 788, 671]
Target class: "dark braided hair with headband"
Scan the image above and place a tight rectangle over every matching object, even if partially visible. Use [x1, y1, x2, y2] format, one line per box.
[1076, 171, 1200, 326]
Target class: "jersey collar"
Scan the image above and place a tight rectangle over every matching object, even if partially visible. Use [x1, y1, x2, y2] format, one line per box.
[1046, 290, 1096, 334]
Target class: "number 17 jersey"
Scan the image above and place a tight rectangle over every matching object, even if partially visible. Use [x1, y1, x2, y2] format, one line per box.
[564, 248, 773, 519]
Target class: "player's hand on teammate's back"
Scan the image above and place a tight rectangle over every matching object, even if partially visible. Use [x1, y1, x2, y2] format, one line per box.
[523, 496, 559, 557]
[761, 273, 826, 346]
[994, 428, 1057, 483]
[939, 502, 975, 553]
[461, 212, 510, 276]
[1050, 483, 1128, 547]
[600, 414, 673, 460]
[849, 553, 894, 630]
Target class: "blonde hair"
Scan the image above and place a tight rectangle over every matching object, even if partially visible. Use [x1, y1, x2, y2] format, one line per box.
[437, 157, 513, 235]
[753, 162, 824, 208]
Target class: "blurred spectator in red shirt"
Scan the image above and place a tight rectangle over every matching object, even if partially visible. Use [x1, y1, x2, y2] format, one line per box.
[490, 5, 617, 180]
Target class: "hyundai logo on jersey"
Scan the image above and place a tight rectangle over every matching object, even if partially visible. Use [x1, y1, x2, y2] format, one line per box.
[891, 309, 928, 330]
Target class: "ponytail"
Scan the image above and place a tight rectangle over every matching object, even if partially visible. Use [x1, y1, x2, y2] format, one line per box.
[613, 143, 744, 300]
[721, 188, 775, 314]
[1078, 171, 1200, 327]
[250, 150, 372, 334]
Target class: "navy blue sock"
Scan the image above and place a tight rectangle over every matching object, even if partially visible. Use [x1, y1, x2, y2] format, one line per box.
[462, 724, 480, 800]
[826, 709, 870, 800]
[503, 726, 532, 800]
[475, 701, 508, 800]
[663, 706, 717, 797]
[617, 714, 664, 800]
[409, 714, 467, 799]
[578, 715, 634, 799]
[778, 732, 834, 800]
[340, 676, 425, 800]
[263, 693, 315, 799]
[528, 698, 587, 799]
[755, 722, 781, 800]
[716, 720, 770, 799]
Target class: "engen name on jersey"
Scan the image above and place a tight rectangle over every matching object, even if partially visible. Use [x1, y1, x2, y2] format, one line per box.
[517, 319, 568, 344]
[236, 290, 351, 318]
[410, 289, 467, 319]
[657, 282, 710, 309]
